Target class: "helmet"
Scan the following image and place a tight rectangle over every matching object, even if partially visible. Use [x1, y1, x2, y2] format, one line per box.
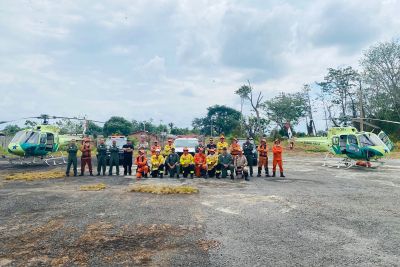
[220, 135, 225, 139]
[209, 148, 215, 153]
[183, 147, 189, 151]
[156, 149, 161, 152]
[261, 138, 266, 142]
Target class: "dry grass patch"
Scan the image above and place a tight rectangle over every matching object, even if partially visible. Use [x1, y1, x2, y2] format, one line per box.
[5, 170, 65, 181]
[197, 239, 221, 252]
[129, 184, 199, 194]
[79, 183, 107, 191]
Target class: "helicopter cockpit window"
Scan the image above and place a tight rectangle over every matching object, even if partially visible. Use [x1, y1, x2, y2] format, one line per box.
[24, 132, 40, 144]
[359, 135, 374, 147]
[348, 135, 358, 146]
[10, 131, 25, 143]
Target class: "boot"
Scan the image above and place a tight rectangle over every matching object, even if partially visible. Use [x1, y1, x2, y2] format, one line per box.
[230, 173, 234, 180]
[96, 173, 100, 176]
[265, 167, 270, 177]
[280, 172, 285, 178]
[272, 171, 276, 177]
[90, 172, 93, 176]
[79, 173, 84, 176]
[257, 167, 261, 177]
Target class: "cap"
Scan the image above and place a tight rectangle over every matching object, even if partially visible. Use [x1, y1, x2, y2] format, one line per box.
[233, 138, 238, 141]
[155, 149, 161, 152]
[209, 148, 215, 152]
[220, 135, 225, 139]
[168, 138, 173, 142]
[183, 147, 189, 151]
[261, 138, 266, 142]
[198, 147, 204, 151]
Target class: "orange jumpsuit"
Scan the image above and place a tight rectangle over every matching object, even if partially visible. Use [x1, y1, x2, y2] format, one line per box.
[135, 155, 149, 178]
[150, 145, 161, 156]
[272, 145, 283, 172]
[230, 143, 241, 158]
[194, 153, 207, 177]
[257, 144, 268, 168]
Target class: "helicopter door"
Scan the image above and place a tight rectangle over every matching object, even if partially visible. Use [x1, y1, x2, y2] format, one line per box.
[377, 131, 394, 151]
[346, 135, 361, 157]
[46, 133, 54, 151]
[339, 135, 347, 153]
[39, 134, 47, 151]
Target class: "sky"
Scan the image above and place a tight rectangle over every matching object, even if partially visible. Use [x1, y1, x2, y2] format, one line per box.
[0, 0, 400, 131]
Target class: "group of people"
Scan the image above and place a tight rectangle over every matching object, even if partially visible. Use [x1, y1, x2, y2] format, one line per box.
[65, 135, 285, 181]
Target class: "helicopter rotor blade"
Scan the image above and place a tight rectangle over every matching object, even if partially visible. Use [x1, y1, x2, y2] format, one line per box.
[352, 118, 400, 125]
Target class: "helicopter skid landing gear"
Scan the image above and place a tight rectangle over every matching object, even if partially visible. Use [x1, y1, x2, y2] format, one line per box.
[44, 152, 66, 166]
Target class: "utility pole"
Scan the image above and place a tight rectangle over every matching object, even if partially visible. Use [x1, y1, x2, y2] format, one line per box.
[358, 80, 365, 132]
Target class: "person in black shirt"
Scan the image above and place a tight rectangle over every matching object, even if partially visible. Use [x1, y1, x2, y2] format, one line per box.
[122, 140, 134, 175]
[206, 138, 217, 155]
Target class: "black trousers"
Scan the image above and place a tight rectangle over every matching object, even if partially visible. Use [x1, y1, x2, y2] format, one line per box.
[123, 158, 133, 175]
[182, 164, 194, 178]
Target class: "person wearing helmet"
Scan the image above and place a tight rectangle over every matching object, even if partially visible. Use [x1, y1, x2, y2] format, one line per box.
[180, 147, 195, 178]
[194, 147, 207, 178]
[217, 147, 235, 179]
[206, 137, 217, 155]
[272, 139, 285, 177]
[242, 137, 255, 177]
[151, 149, 165, 178]
[165, 147, 180, 178]
[257, 138, 269, 177]
[135, 149, 149, 179]
[80, 138, 93, 176]
[229, 137, 241, 158]
[109, 140, 120, 176]
[217, 135, 228, 154]
[163, 138, 175, 175]
[234, 149, 249, 181]
[150, 140, 161, 156]
[206, 148, 218, 178]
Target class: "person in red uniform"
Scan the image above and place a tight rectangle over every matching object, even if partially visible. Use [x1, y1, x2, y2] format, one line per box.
[194, 148, 207, 177]
[272, 139, 285, 177]
[135, 149, 149, 179]
[80, 138, 93, 176]
[257, 138, 269, 177]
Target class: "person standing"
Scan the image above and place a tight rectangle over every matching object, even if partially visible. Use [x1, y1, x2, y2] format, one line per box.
[151, 149, 165, 178]
[194, 148, 207, 178]
[138, 134, 149, 150]
[195, 140, 206, 153]
[96, 138, 107, 176]
[257, 138, 269, 177]
[235, 149, 249, 181]
[242, 137, 254, 177]
[217, 147, 234, 179]
[80, 138, 93, 176]
[165, 147, 180, 178]
[206, 138, 217, 155]
[216, 135, 228, 154]
[66, 139, 78, 177]
[122, 140, 134, 175]
[272, 139, 285, 177]
[108, 140, 120, 176]
[135, 149, 149, 179]
[229, 138, 241, 158]
[206, 148, 218, 178]
[150, 140, 161, 156]
[180, 147, 195, 178]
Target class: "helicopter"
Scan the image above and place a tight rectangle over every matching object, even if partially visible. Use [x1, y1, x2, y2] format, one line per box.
[295, 118, 398, 169]
[0, 114, 104, 166]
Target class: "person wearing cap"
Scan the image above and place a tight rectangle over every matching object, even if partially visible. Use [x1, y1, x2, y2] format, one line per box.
[163, 138, 175, 175]
[96, 138, 107, 176]
[109, 140, 120, 176]
[80, 138, 93, 176]
[150, 140, 161, 156]
[180, 147, 195, 178]
[272, 139, 285, 177]
[135, 149, 149, 179]
[206, 138, 217, 155]
[234, 149, 249, 181]
[195, 140, 206, 154]
[242, 137, 255, 177]
[165, 147, 180, 178]
[150, 149, 165, 178]
[122, 140, 134, 176]
[229, 138, 241, 158]
[217, 147, 235, 179]
[257, 138, 269, 177]
[217, 135, 228, 154]
[66, 139, 78, 177]
[206, 148, 218, 178]
[194, 147, 207, 178]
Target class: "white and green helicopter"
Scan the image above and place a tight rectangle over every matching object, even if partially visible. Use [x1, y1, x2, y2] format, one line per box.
[296, 118, 397, 168]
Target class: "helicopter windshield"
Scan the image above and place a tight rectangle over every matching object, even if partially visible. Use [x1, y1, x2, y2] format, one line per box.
[359, 134, 385, 147]
[10, 131, 40, 144]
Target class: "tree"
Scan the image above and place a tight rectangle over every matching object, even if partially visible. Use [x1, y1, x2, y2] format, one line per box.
[103, 116, 133, 136]
[317, 67, 360, 125]
[56, 119, 83, 135]
[86, 122, 103, 137]
[2, 124, 21, 136]
[192, 105, 241, 136]
[24, 120, 37, 128]
[361, 40, 400, 120]
[265, 92, 308, 130]
[242, 116, 269, 139]
[235, 81, 265, 138]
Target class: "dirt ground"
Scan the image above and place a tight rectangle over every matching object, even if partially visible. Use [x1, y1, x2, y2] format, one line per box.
[0, 153, 399, 266]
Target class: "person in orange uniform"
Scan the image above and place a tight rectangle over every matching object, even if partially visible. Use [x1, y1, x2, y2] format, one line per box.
[135, 149, 149, 179]
[150, 140, 161, 156]
[180, 147, 195, 178]
[216, 135, 228, 154]
[257, 138, 270, 177]
[229, 138, 241, 158]
[272, 139, 285, 177]
[194, 148, 207, 178]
